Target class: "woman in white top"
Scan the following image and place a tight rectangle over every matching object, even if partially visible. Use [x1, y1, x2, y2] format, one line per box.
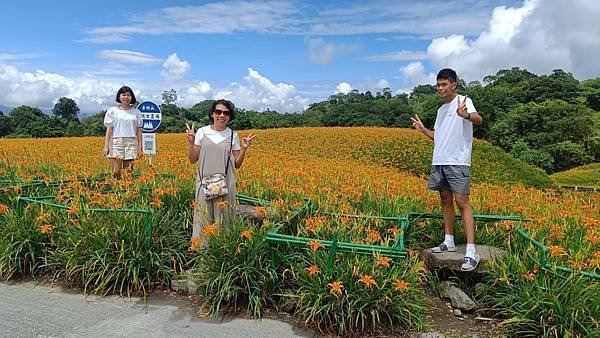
[103, 86, 143, 178]
[185, 100, 256, 240]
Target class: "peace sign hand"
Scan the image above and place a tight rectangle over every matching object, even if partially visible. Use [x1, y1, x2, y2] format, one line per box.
[410, 114, 426, 133]
[241, 133, 256, 149]
[456, 96, 469, 118]
[185, 122, 196, 145]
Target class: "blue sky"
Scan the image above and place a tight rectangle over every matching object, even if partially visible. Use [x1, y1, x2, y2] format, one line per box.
[1, 0, 599, 114]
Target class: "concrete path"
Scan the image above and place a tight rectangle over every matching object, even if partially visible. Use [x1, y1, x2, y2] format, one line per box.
[0, 280, 317, 338]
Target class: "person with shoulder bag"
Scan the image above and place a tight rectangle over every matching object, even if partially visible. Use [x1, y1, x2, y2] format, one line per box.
[185, 99, 256, 241]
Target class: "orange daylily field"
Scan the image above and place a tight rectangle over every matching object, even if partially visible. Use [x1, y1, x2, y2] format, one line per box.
[0, 127, 599, 273]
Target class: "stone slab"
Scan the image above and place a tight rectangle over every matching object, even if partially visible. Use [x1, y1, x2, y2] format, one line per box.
[420, 244, 505, 273]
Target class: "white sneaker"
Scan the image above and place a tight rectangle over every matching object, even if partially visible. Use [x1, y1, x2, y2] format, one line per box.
[431, 243, 457, 253]
[461, 254, 481, 271]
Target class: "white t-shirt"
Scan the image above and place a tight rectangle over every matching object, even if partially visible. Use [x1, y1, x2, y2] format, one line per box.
[194, 125, 241, 151]
[432, 94, 477, 166]
[103, 106, 142, 138]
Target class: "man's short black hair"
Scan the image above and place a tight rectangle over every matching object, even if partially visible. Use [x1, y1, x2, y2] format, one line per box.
[208, 99, 236, 122]
[437, 68, 458, 83]
[115, 86, 137, 104]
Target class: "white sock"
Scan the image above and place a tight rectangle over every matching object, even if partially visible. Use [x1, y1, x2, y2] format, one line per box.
[444, 234, 455, 248]
[466, 243, 477, 257]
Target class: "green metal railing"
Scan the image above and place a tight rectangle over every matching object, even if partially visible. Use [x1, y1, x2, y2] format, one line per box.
[516, 228, 600, 280]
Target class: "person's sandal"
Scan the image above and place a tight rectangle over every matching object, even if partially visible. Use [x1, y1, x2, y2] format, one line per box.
[431, 243, 457, 253]
[461, 254, 481, 271]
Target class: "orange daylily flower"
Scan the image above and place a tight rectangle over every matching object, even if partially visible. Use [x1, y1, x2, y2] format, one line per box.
[202, 223, 220, 236]
[66, 206, 79, 214]
[190, 199, 199, 209]
[357, 274, 377, 289]
[149, 197, 164, 208]
[307, 240, 325, 252]
[523, 270, 535, 281]
[374, 256, 392, 267]
[305, 265, 321, 276]
[240, 229, 253, 239]
[0, 204, 9, 214]
[328, 281, 344, 295]
[547, 245, 568, 257]
[39, 224, 53, 234]
[216, 200, 229, 209]
[253, 206, 266, 217]
[393, 279, 409, 291]
[189, 236, 202, 252]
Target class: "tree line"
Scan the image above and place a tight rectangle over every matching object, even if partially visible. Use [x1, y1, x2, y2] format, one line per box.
[1, 67, 598, 173]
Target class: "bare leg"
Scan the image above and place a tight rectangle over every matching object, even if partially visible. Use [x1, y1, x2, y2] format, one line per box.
[111, 158, 122, 179]
[454, 193, 475, 244]
[439, 189, 455, 236]
[122, 159, 133, 176]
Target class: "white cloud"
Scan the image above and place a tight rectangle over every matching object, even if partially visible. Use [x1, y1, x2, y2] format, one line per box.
[161, 53, 191, 82]
[306, 38, 359, 65]
[214, 68, 309, 112]
[181, 81, 212, 107]
[81, 1, 510, 42]
[0, 63, 122, 113]
[359, 50, 427, 62]
[82, 1, 298, 43]
[399, 61, 436, 88]
[425, 0, 600, 81]
[96, 49, 162, 65]
[336, 82, 353, 94]
[0, 63, 308, 114]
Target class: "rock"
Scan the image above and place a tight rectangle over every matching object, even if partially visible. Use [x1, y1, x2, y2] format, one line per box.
[420, 332, 445, 338]
[420, 244, 505, 273]
[453, 309, 463, 317]
[170, 270, 197, 294]
[234, 204, 266, 224]
[438, 281, 477, 312]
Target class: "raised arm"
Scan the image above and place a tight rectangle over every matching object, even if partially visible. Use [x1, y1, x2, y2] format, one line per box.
[234, 133, 256, 169]
[411, 114, 434, 140]
[186, 123, 200, 164]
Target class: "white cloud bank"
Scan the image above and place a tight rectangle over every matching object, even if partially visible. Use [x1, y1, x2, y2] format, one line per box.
[306, 38, 359, 65]
[399, 0, 600, 85]
[161, 53, 191, 82]
[0, 64, 308, 114]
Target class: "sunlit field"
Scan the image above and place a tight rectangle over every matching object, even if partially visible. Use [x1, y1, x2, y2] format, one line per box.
[1, 127, 598, 336]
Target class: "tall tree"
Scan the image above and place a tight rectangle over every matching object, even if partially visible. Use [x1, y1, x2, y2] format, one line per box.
[161, 89, 178, 105]
[52, 97, 80, 120]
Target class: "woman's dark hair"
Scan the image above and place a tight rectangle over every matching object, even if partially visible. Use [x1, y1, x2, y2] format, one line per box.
[115, 86, 137, 104]
[436, 68, 458, 83]
[208, 99, 236, 122]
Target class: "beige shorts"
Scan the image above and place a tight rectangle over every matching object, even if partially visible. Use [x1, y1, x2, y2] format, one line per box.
[108, 137, 138, 160]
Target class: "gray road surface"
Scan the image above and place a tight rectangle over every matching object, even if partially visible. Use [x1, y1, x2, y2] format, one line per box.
[0, 280, 317, 338]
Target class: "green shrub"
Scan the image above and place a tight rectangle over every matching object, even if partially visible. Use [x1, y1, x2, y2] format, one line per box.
[193, 221, 278, 317]
[48, 208, 189, 296]
[479, 254, 600, 337]
[0, 202, 51, 279]
[286, 252, 429, 336]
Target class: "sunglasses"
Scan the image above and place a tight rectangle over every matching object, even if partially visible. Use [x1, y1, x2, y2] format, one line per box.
[213, 108, 231, 116]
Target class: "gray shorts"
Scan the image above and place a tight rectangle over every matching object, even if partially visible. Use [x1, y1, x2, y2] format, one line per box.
[428, 165, 471, 195]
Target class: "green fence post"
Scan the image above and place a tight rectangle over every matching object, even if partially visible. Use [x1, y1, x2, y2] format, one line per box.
[326, 234, 338, 276]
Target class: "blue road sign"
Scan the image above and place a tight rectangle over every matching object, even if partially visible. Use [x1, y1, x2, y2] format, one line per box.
[138, 101, 162, 132]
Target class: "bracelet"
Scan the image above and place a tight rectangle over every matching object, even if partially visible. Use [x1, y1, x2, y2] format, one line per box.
[465, 112, 471, 120]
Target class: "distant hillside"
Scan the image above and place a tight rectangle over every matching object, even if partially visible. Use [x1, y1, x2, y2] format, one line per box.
[551, 163, 600, 188]
[257, 127, 553, 188]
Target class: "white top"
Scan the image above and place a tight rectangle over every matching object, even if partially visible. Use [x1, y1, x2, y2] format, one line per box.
[194, 125, 241, 151]
[432, 94, 477, 166]
[103, 106, 142, 138]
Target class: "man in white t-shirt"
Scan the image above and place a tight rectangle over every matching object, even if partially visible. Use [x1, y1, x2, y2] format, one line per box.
[411, 68, 483, 271]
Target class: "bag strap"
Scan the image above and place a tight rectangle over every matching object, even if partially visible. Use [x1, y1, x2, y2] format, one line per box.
[224, 128, 233, 175]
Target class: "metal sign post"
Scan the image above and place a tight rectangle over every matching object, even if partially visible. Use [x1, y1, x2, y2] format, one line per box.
[139, 101, 162, 166]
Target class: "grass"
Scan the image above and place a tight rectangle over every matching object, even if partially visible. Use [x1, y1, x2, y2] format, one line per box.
[551, 163, 600, 187]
